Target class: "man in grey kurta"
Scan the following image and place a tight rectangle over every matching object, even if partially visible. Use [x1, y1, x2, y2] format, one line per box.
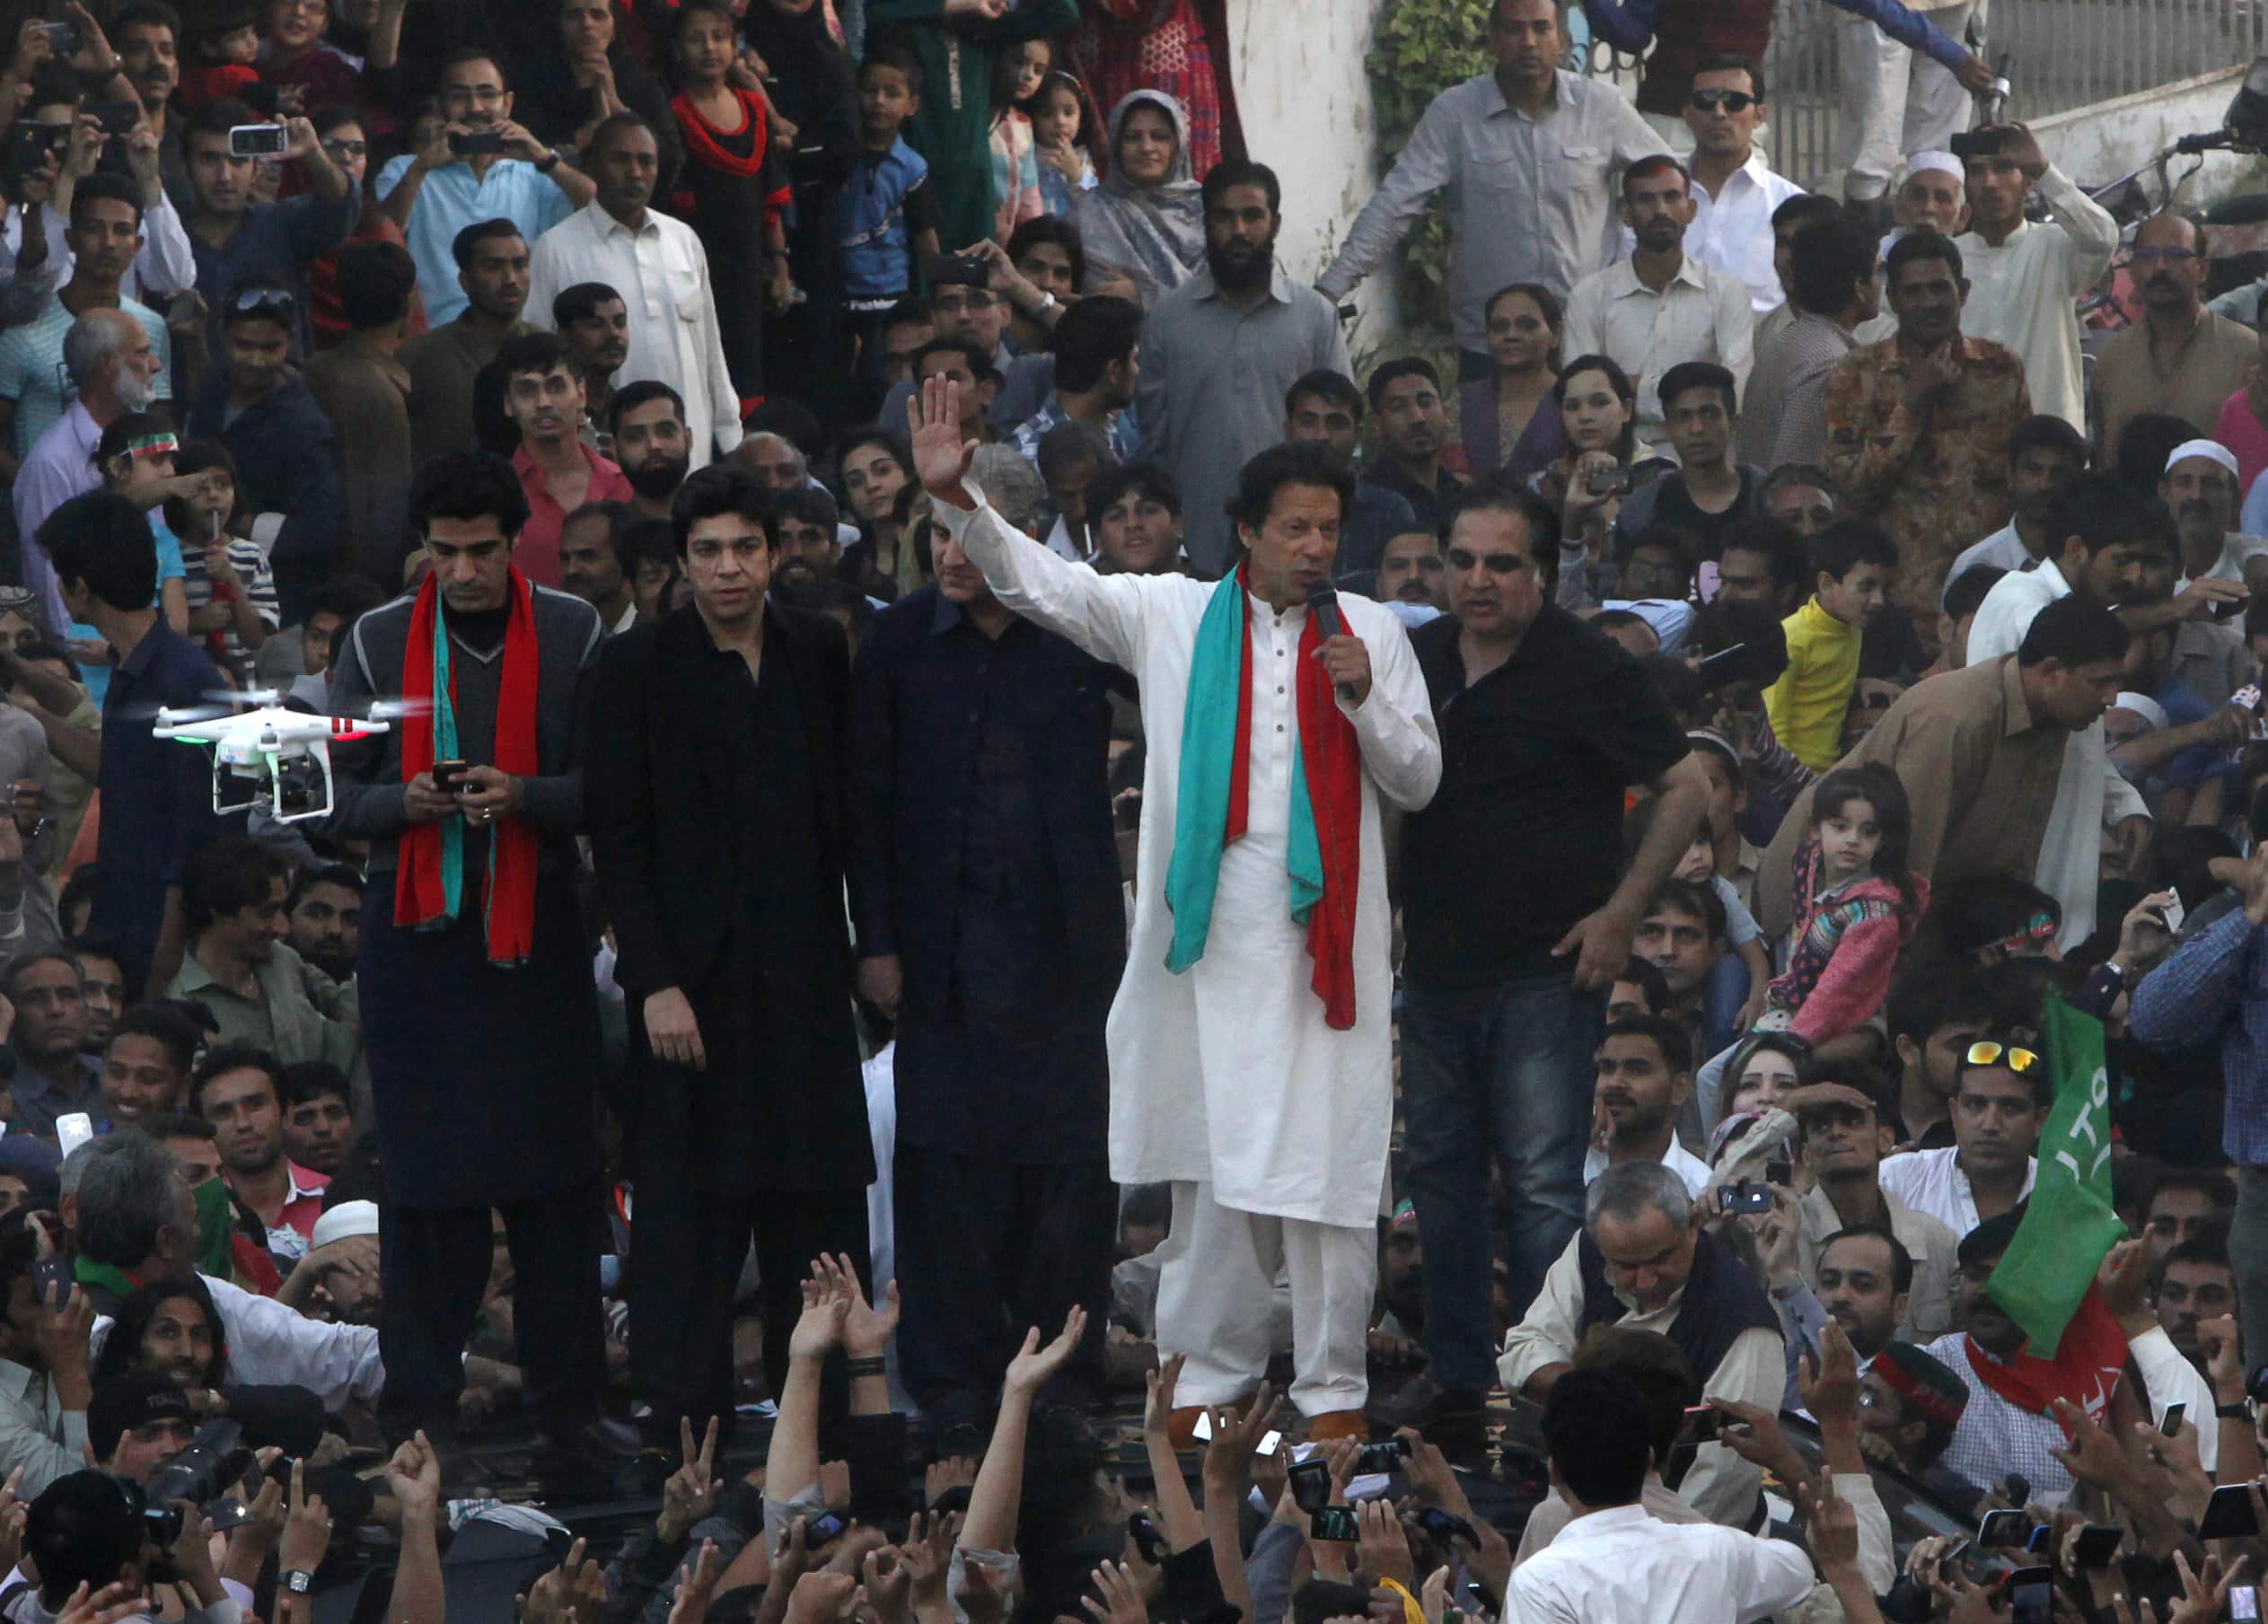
[1137, 198, 1349, 575]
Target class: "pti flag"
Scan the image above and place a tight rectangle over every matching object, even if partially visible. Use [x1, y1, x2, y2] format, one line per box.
[1980, 995, 2130, 1422]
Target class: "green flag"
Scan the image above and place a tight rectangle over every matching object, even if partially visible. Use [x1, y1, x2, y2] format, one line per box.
[1985, 994, 2128, 1354]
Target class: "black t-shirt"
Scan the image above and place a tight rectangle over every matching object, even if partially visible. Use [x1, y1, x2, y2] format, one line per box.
[1400, 605, 1691, 989]
[1652, 468, 1756, 557]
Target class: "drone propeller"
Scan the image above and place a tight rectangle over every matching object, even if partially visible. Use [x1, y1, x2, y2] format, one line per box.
[125, 698, 230, 724]
[365, 696, 433, 722]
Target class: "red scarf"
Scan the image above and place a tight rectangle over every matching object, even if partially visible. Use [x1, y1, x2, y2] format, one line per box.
[672, 87, 769, 180]
[1222, 569, 1363, 1028]
[1963, 1286, 2130, 1432]
[394, 569, 541, 966]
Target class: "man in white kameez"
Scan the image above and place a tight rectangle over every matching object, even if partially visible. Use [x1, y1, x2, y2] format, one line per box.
[911, 376, 1442, 1439]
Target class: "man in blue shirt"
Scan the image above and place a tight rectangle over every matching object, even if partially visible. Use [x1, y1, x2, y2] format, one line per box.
[181, 101, 358, 360]
[375, 49, 594, 326]
[45, 491, 221, 997]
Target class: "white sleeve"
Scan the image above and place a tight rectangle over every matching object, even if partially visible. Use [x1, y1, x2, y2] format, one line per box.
[930, 484, 1168, 673]
[2035, 165, 2120, 294]
[1735, 1532, 1823, 1621]
[133, 190, 196, 299]
[1497, 1233, 1587, 1393]
[207, 1274, 383, 1409]
[1832, 1470, 1898, 1595]
[1684, 1327, 1785, 1524]
[2129, 1324, 2220, 1471]
[1341, 601, 1440, 812]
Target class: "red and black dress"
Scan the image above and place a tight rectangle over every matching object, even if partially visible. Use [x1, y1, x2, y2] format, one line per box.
[670, 87, 791, 412]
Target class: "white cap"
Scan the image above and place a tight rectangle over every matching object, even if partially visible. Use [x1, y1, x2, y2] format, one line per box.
[2167, 438, 2240, 480]
[2111, 693, 2170, 732]
[1905, 150, 1963, 180]
[309, 1198, 378, 1250]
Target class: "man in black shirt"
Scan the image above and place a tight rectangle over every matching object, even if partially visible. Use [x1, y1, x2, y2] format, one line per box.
[1381, 479, 1708, 1442]
[1612, 362, 1760, 562]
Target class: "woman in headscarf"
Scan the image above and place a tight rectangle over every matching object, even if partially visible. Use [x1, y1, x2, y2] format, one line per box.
[1071, 90, 1203, 309]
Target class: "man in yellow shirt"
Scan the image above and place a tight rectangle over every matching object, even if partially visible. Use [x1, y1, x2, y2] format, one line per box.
[1764, 522, 1896, 769]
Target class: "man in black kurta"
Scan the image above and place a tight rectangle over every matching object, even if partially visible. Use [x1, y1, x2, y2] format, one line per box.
[586, 463, 873, 1445]
[848, 448, 1121, 1426]
[321, 451, 612, 1459]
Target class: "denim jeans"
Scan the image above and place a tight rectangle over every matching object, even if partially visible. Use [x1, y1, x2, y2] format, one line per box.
[1400, 970, 1604, 1392]
[2233, 1166, 2268, 1370]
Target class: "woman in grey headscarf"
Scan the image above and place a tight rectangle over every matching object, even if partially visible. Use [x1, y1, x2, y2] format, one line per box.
[1072, 89, 1206, 308]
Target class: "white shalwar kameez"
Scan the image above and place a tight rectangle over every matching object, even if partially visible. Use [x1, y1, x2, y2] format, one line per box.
[935, 486, 1441, 1417]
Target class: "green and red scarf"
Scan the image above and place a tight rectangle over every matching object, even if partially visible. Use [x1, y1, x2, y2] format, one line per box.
[394, 568, 541, 967]
[1163, 569, 1363, 1028]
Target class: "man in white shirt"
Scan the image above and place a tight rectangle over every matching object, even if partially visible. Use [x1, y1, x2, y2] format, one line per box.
[1500, 1162, 1784, 1524]
[1878, 1037, 2044, 1235]
[526, 113, 741, 471]
[1951, 124, 2118, 434]
[1939, 414, 2087, 604]
[1506, 1364, 1817, 1623]
[1963, 471, 2158, 948]
[1564, 156, 1754, 455]
[1682, 57, 1805, 315]
[1582, 1015, 1710, 1198]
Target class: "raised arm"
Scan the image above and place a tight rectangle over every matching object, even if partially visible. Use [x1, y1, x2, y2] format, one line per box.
[959, 1307, 1086, 1556]
[1315, 94, 1457, 303]
[763, 1275, 845, 1510]
[911, 375, 1155, 672]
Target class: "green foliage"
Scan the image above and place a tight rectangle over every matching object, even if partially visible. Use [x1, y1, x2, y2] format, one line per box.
[1365, 0, 1493, 338]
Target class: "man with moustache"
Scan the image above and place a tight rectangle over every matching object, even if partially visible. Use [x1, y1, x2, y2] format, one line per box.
[1135, 160, 1350, 576]
[403, 221, 535, 470]
[1363, 361, 1465, 538]
[1581, 1015, 1709, 1196]
[770, 488, 847, 609]
[499, 332, 631, 589]
[848, 444, 1122, 1428]
[556, 283, 629, 435]
[1780, 1082, 1956, 1339]
[1372, 531, 1447, 611]
[2097, 214, 2257, 461]
[2161, 441, 2268, 593]
[610, 382, 692, 521]
[1282, 372, 1417, 580]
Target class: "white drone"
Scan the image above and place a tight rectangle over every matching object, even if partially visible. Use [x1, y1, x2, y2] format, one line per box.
[152, 692, 419, 822]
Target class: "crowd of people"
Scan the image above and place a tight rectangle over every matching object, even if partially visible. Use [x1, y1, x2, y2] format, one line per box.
[4, 0, 2268, 1620]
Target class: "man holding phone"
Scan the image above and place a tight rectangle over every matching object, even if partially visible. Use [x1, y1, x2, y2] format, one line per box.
[180, 100, 356, 362]
[319, 450, 618, 1476]
[0, 1216, 97, 1495]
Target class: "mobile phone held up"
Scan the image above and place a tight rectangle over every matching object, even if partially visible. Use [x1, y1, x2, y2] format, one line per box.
[1308, 1506, 1358, 1542]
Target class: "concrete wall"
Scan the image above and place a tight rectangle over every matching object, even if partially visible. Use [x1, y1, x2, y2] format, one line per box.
[2032, 65, 2268, 202]
[1226, 0, 1398, 334]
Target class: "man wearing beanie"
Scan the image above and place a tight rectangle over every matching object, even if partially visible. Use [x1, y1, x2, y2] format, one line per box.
[87, 1371, 194, 1485]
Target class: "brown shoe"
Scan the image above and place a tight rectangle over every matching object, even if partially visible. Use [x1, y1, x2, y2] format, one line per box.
[1305, 1409, 1369, 1443]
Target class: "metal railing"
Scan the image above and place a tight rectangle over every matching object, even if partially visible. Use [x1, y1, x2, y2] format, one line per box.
[1738, 0, 2268, 189]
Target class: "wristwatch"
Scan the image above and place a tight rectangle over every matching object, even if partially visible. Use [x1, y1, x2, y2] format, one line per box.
[536, 146, 563, 173]
[2219, 1401, 2251, 1419]
[284, 1571, 315, 1595]
[1035, 290, 1059, 313]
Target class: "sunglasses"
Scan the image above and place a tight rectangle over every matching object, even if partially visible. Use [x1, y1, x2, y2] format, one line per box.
[232, 285, 296, 313]
[1689, 89, 1757, 113]
[1963, 1040, 2042, 1075]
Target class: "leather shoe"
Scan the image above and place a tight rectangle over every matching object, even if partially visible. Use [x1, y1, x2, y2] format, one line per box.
[1367, 1374, 1485, 1437]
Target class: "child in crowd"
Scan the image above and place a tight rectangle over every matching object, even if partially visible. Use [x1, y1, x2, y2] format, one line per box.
[1763, 520, 1897, 773]
[179, 4, 264, 108]
[840, 47, 941, 382]
[1028, 68, 1098, 215]
[989, 39, 1050, 241]
[1762, 762, 1928, 1043]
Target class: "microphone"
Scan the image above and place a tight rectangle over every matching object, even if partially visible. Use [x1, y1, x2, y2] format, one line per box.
[1306, 584, 1357, 702]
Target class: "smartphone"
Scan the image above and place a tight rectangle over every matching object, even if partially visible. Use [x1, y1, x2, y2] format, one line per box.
[2163, 1401, 2187, 1438]
[1586, 465, 1633, 497]
[803, 1511, 848, 1549]
[430, 759, 470, 793]
[1288, 1458, 1331, 1513]
[448, 128, 507, 156]
[55, 1112, 92, 1160]
[1950, 127, 2004, 161]
[228, 124, 287, 158]
[1683, 1404, 1724, 1444]
[1718, 1182, 1774, 1216]
[1127, 1514, 1165, 1565]
[32, 21, 79, 55]
[926, 250, 988, 287]
[2202, 1483, 2262, 1541]
[2024, 1523, 2053, 1553]
[87, 100, 140, 136]
[1413, 1507, 1475, 1548]
[1936, 1541, 1973, 1580]
[2153, 891, 2187, 935]
[2071, 1524, 2123, 1568]
[2232, 1584, 2261, 1622]
[1693, 641, 1750, 693]
[1355, 1437, 1410, 1475]
[1978, 1508, 2029, 1547]
[1187, 1410, 1281, 1455]
[2007, 1567, 2053, 1624]
[1308, 1506, 1358, 1542]
[3, 122, 59, 178]
[31, 1257, 69, 1307]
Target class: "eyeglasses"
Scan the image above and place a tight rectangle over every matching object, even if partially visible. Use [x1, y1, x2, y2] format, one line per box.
[1689, 89, 1757, 113]
[321, 139, 367, 158]
[1964, 1040, 2043, 1075]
